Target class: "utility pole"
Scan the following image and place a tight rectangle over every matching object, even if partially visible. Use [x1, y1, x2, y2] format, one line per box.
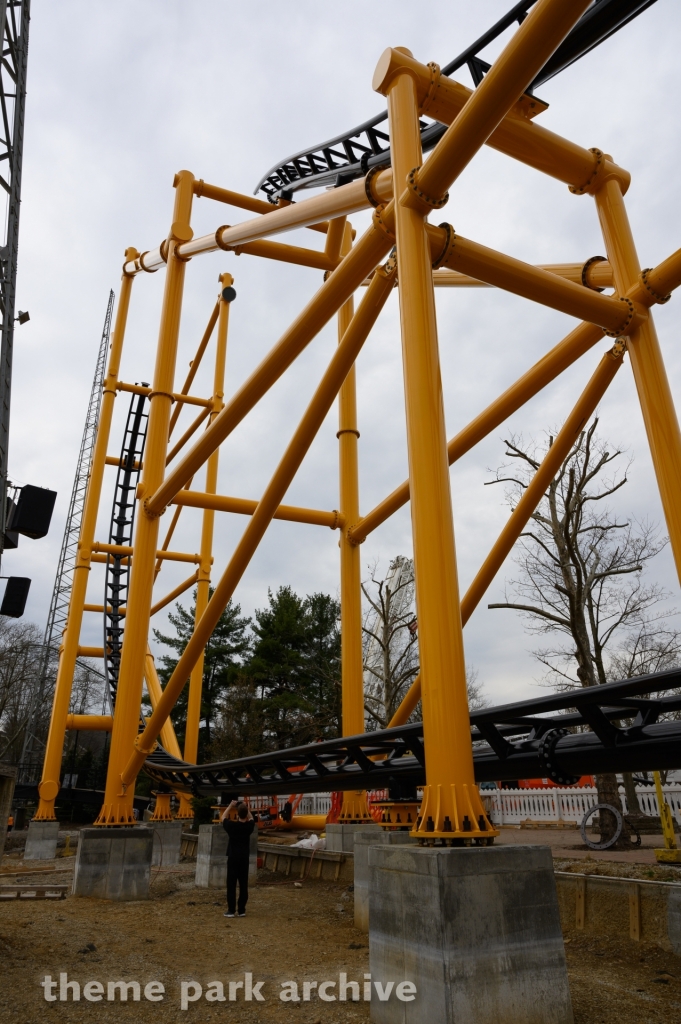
[0, 0, 30, 564]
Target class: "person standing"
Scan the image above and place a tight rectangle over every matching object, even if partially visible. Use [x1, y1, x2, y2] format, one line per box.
[221, 800, 255, 917]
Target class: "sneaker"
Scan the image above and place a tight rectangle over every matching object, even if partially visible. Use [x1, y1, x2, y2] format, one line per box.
[224, 912, 235, 918]
[237, 912, 246, 917]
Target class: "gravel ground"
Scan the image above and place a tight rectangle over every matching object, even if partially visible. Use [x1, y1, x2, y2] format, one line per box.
[1, 857, 680, 1023]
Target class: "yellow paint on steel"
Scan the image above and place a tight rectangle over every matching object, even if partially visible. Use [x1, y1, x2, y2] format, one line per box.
[146, 218, 393, 517]
[430, 229, 640, 334]
[432, 261, 614, 290]
[389, 341, 626, 727]
[117, 381, 212, 408]
[193, 178, 329, 234]
[144, 648, 183, 759]
[373, 47, 629, 195]
[378, 1, 594, 210]
[96, 170, 195, 826]
[166, 406, 212, 464]
[184, 273, 232, 765]
[91, 542, 201, 564]
[168, 302, 220, 438]
[337, 222, 372, 824]
[595, 180, 681, 585]
[219, 236, 342, 272]
[33, 261, 136, 820]
[65, 715, 114, 732]
[383, 54, 495, 841]
[149, 570, 199, 617]
[172, 489, 344, 529]
[119, 261, 396, 788]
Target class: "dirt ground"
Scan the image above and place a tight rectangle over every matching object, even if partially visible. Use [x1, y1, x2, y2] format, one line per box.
[1, 854, 680, 1023]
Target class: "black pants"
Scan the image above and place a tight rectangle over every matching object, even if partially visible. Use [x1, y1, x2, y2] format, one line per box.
[227, 857, 249, 914]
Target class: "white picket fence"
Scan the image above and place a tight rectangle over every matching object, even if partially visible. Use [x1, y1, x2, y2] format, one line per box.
[483, 785, 681, 826]
[260, 786, 681, 826]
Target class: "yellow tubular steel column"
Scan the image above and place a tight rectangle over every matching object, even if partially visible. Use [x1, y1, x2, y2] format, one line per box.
[144, 648, 182, 758]
[95, 171, 195, 825]
[381, 54, 495, 842]
[184, 274, 232, 765]
[119, 261, 396, 788]
[337, 224, 372, 823]
[594, 179, 681, 583]
[33, 257, 138, 820]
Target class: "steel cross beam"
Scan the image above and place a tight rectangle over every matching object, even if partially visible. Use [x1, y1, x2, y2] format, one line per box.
[254, 0, 658, 201]
[143, 668, 681, 797]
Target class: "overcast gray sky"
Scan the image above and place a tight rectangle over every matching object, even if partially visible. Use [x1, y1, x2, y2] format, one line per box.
[6, 0, 681, 706]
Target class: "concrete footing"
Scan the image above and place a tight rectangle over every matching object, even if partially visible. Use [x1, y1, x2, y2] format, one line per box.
[72, 827, 153, 900]
[195, 822, 258, 888]
[354, 829, 416, 931]
[24, 820, 60, 861]
[143, 820, 183, 867]
[326, 821, 380, 853]
[368, 843, 573, 1024]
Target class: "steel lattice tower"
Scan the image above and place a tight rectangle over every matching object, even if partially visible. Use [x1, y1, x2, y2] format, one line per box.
[19, 290, 114, 773]
[0, 0, 30, 558]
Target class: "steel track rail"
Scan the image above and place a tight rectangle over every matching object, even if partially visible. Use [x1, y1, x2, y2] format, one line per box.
[254, 0, 658, 201]
[144, 667, 681, 796]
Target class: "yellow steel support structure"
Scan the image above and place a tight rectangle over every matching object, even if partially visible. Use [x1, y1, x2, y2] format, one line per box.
[95, 171, 195, 825]
[33, 4, 681, 847]
[183, 274, 232, 766]
[379, 50, 493, 841]
[33, 257, 137, 820]
[337, 222, 372, 824]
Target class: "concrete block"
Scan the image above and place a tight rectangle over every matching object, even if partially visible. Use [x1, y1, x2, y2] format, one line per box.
[143, 820, 183, 867]
[72, 827, 153, 900]
[195, 822, 259, 887]
[326, 821, 380, 853]
[196, 824, 227, 887]
[368, 843, 573, 1024]
[24, 820, 59, 861]
[354, 829, 417, 932]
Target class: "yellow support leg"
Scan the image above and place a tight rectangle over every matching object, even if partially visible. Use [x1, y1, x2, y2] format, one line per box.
[33, 262, 137, 820]
[383, 57, 496, 843]
[653, 771, 681, 863]
[337, 222, 372, 825]
[184, 273, 233, 765]
[95, 170, 195, 825]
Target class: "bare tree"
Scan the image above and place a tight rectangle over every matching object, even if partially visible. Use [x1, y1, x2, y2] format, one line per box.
[362, 557, 489, 728]
[487, 419, 681, 844]
[0, 617, 105, 775]
[362, 557, 419, 729]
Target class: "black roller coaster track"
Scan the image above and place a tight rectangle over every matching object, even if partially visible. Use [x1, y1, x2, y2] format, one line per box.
[144, 667, 681, 798]
[255, 0, 658, 201]
[103, 389, 148, 708]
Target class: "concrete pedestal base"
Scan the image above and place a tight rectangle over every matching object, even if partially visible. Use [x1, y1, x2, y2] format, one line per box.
[143, 820, 183, 866]
[368, 844, 573, 1024]
[195, 822, 258, 888]
[326, 821, 380, 853]
[24, 820, 59, 860]
[72, 828, 153, 900]
[354, 829, 416, 932]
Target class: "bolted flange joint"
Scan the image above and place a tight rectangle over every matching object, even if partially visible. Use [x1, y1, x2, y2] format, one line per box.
[403, 166, 449, 214]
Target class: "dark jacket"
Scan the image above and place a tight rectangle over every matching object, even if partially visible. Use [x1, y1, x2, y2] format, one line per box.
[222, 818, 255, 860]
